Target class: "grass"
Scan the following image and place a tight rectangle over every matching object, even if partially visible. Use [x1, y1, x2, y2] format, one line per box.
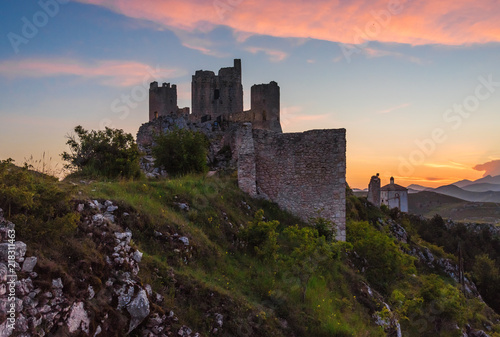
[70, 174, 386, 336]
[4, 164, 500, 336]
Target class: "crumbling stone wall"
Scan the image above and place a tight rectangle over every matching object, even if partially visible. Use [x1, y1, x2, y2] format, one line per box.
[225, 82, 281, 133]
[367, 173, 381, 207]
[238, 127, 347, 241]
[149, 82, 178, 121]
[191, 59, 243, 119]
[250, 82, 281, 132]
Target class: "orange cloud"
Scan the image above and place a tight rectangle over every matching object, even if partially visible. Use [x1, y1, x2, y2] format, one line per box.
[74, 0, 500, 46]
[0, 58, 184, 87]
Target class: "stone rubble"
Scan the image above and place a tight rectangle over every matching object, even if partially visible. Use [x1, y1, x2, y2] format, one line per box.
[0, 205, 199, 337]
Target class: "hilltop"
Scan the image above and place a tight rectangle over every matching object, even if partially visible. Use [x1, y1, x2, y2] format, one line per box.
[0, 161, 499, 336]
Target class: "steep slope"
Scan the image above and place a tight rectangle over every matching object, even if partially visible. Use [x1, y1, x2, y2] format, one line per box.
[0, 162, 499, 336]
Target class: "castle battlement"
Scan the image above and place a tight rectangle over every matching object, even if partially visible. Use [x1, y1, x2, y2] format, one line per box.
[145, 60, 346, 240]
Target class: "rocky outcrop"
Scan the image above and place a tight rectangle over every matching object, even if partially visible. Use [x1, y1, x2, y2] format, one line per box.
[384, 218, 494, 337]
[356, 282, 402, 337]
[136, 115, 242, 178]
[0, 204, 199, 337]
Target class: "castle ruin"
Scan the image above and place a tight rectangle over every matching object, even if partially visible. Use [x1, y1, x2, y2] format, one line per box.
[143, 59, 346, 240]
[191, 59, 243, 120]
[367, 175, 408, 212]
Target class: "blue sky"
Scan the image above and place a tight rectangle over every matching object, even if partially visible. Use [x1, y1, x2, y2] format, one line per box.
[1, 0, 500, 188]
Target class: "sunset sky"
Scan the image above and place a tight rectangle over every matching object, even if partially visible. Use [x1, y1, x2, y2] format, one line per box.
[1, 0, 500, 188]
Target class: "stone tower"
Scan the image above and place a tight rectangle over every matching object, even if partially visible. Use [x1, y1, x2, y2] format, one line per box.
[367, 173, 381, 206]
[149, 82, 178, 121]
[191, 59, 243, 119]
[250, 81, 282, 133]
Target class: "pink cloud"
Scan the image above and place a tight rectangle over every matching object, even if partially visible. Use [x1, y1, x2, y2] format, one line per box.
[474, 159, 500, 177]
[74, 0, 500, 46]
[0, 58, 184, 87]
[245, 46, 288, 62]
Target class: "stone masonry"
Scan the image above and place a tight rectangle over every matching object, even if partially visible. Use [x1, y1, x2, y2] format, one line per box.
[191, 59, 243, 120]
[367, 173, 381, 207]
[237, 124, 347, 241]
[144, 59, 347, 240]
[149, 82, 190, 121]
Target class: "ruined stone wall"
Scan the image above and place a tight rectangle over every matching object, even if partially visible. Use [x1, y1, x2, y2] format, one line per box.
[191, 59, 243, 119]
[250, 82, 281, 132]
[367, 174, 381, 207]
[239, 128, 347, 241]
[217, 59, 243, 117]
[224, 81, 281, 133]
[191, 70, 216, 118]
[149, 82, 178, 121]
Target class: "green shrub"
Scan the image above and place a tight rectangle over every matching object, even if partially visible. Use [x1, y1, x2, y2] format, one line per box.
[309, 216, 335, 242]
[241, 210, 279, 261]
[347, 220, 416, 294]
[62, 125, 141, 179]
[152, 128, 209, 176]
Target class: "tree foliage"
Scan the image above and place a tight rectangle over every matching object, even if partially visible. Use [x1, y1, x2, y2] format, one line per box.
[61, 125, 141, 179]
[347, 220, 416, 294]
[152, 128, 209, 177]
[242, 210, 279, 261]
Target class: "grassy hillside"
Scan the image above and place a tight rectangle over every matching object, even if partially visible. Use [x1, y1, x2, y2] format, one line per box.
[1, 160, 500, 336]
[409, 191, 500, 224]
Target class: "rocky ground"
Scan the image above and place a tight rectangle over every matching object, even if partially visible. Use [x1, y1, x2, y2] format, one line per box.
[0, 201, 207, 336]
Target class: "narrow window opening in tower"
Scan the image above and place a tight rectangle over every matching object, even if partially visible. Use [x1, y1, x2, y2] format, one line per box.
[263, 110, 267, 121]
[154, 111, 158, 119]
[214, 89, 220, 100]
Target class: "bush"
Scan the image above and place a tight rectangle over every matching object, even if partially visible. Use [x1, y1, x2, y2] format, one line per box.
[309, 216, 335, 242]
[152, 128, 209, 176]
[347, 220, 416, 294]
[61, 125, 141, 179]
[242, 210, 279, 261]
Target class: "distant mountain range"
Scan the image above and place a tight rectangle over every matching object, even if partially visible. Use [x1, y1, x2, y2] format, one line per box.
[407, 175, 500, 203]
[453, 175, 500, 188]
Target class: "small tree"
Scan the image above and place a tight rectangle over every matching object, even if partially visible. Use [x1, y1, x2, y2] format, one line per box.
[152, 128, 209, 176]
[241, 210, 279, 261]
[61, 125, 141, 179]
[309, 216, 336, 241]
